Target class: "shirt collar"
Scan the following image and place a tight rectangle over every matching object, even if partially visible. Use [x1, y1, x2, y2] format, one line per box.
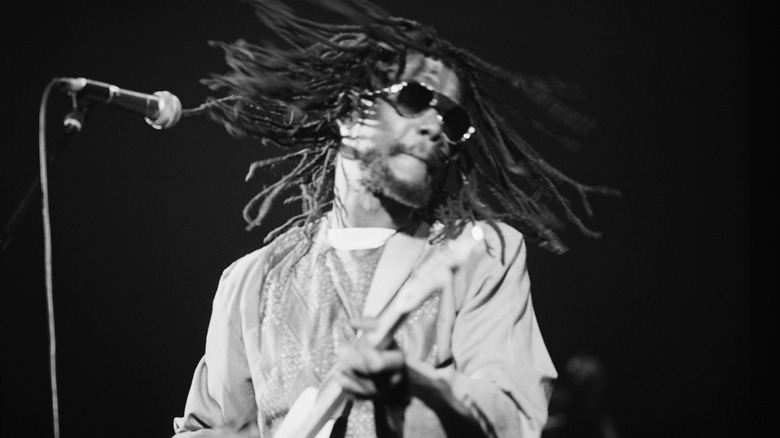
[326, 227, 397, 250]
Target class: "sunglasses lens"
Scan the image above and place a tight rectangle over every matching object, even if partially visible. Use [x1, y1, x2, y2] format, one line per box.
[395, 82, 434, 116]
[442, 106, 472, 142]
[385, 81, 474, 143]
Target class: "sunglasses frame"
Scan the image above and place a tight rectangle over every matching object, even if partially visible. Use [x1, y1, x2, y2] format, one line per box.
[372, 81, 476, 145]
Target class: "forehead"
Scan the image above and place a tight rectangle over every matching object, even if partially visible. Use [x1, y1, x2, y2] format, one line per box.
[399, 52, 462, 103]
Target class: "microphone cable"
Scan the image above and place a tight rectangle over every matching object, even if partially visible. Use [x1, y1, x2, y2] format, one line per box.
[39, 78, 62, 438]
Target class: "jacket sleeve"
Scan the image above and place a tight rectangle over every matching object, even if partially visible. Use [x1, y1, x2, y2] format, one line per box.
[172, 251, 267, 437]
[406, 223, 557, 438]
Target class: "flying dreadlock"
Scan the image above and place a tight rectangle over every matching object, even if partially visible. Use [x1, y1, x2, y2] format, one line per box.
[182, 0, 619, 254]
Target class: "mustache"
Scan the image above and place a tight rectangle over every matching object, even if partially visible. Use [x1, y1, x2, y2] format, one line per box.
[387, 143, 448, 171]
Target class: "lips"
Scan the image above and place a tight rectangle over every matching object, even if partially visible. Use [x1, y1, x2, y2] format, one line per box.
[397, 148, 449, 175]
[396, 150, 427, 163]
[389, 143, 433, 166]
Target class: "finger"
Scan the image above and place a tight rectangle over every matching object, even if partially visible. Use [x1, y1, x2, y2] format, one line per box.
[368, 349, 405, 375]
[350, 318, 378, 332]
[339, 345, 405, 375]
[334, 370, 377, 399]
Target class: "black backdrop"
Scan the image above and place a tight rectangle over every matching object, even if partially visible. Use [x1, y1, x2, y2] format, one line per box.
[1, 1, 760, 437]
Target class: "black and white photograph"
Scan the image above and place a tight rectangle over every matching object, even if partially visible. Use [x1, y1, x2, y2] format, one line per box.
[1, 1, 760, 437]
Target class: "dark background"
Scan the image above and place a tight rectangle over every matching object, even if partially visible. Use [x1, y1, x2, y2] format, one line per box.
[1, 1, 762, 437]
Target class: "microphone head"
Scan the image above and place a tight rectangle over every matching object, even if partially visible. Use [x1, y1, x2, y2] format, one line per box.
[145, 91, 182, 129]
[59, 77, 89, 92]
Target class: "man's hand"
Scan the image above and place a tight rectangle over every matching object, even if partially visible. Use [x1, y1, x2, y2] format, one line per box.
[334, 342, 408, 401]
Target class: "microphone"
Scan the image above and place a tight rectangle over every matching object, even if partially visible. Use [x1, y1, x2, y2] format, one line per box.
[58, 77, 182, 129]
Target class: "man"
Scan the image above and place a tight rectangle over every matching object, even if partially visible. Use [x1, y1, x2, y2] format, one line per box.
[173, 1, 615, 437]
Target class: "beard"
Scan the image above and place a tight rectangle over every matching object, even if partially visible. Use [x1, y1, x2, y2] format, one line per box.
[356, 144, 443, 209]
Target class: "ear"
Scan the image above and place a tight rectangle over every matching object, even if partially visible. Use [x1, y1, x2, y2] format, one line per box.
[336, 118, 361, 151]
[336, 118, 350, 135]
[336, 94, 377, 146]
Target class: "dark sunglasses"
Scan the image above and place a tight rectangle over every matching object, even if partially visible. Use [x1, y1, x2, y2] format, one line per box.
[375, 81, 476, 145]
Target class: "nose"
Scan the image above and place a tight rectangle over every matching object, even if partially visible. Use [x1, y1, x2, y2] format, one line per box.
[404, 109, 452, 163]
[416, 108, 443, 139]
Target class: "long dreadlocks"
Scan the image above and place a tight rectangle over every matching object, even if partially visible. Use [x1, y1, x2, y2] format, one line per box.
[183, 0, 619, 254]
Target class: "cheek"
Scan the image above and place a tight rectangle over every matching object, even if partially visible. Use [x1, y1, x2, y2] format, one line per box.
[353, 105, 403, 153]
[372, 101, 409, 138]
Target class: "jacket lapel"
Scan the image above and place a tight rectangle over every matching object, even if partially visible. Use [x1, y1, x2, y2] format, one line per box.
[362, 222, 431, 318]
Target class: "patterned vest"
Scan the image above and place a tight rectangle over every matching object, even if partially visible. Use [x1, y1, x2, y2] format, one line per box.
[256, 226, 441, 438]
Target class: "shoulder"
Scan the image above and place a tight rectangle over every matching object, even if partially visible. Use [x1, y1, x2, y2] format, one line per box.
[220, 226, 309, 282]
[213, 246, 270, 314]
[215, 225, 314, 308]
[435, 220, 526, 265]
[476, 220, 525, 247]
[420, 220, 532, 313]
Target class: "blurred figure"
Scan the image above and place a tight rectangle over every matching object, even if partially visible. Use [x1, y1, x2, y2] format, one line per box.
[544, 355, 621, 438]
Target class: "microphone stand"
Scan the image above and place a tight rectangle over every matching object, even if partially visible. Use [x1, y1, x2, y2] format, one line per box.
[0, 98, 89, 254]
[1, 81, 93, 438]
